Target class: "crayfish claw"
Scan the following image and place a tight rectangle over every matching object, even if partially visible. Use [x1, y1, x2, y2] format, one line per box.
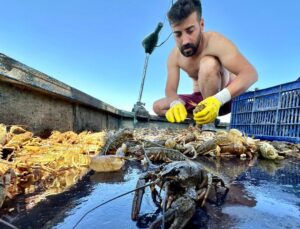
[150, 185, 162, 208]
[212, 176, 229, 206]
[131, 178, 146, 220]
[201, 173, 212, 207]
[149, 208, 175, 229]
[215, 185, 229, 206]
[149, 196, 196, 229]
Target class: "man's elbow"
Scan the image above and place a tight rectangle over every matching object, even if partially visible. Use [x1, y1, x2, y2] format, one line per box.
[248, 65, 258, 85]
[252, 68, 258, 84]
[238, 66, 259, 94]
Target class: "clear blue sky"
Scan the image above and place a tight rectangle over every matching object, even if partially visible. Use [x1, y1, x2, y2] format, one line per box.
[1, 1, 300, 117]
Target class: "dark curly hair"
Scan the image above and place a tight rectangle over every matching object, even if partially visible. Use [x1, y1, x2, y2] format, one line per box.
[167, 0, 202, 24]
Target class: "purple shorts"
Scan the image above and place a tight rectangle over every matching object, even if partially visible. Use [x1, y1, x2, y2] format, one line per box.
[178, 92, 231, 116]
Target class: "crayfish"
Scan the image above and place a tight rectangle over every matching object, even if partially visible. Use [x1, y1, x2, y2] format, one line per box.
[131, 160, 228, 229]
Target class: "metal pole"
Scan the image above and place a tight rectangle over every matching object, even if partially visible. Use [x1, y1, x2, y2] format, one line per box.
[138, 54, 150, 103]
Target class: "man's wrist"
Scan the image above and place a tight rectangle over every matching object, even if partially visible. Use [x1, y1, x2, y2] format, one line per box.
[213, 88, 231, 105]
[170, 98, 185, 107]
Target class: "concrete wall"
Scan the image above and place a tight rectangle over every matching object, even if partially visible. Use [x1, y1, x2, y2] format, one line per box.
[0, 53, 190, 135]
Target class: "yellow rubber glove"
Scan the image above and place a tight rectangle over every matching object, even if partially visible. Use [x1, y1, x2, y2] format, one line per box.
[165, 100, 187, 123]
[193, 96, 221, 124]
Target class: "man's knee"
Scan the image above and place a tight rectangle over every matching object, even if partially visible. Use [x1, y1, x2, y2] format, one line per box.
[199, 56, 222, 78]
[153, 98, 173, 116]
[198, 56, 223, 98]
[153, 100, 164, 116]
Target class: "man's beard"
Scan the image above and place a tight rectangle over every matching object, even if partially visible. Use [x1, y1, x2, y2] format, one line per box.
[180, 35, 201, 57]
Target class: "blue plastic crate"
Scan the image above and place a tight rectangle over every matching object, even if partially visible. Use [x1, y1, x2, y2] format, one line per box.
[230, 80, 300, 143]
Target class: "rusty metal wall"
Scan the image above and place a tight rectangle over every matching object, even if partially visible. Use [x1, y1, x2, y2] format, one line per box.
[0, 82, 74, 135]
[73, 104, 119, 132]
[0, 80, 123, 135]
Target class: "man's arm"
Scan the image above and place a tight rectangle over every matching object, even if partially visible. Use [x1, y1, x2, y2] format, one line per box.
[164, 49, 187, 123]
[165, 49, 180, 100]
[210, 32, 258, 98]
[193, 33, 258, 125]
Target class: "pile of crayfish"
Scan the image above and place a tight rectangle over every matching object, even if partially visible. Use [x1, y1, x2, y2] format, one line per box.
[121, 126, 299, 162]
[0, 123, 107, 209]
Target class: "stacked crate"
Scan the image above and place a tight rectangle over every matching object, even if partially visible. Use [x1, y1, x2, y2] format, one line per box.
[230, 80, 300, 143]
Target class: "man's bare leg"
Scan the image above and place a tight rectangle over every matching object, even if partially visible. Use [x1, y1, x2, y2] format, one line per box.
[197, 56, 227, 98]
[153, 97, 174, 116]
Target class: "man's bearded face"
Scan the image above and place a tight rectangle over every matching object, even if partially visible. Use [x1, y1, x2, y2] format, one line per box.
[180, 34, 201, 57]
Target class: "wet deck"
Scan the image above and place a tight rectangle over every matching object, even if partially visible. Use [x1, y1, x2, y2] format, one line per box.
[1, 157, 299, 229]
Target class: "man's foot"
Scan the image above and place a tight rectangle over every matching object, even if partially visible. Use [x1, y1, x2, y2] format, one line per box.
[202, 122, 216, 131]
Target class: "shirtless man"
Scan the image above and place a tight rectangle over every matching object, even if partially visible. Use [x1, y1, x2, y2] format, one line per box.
[153, 0, 258, 124]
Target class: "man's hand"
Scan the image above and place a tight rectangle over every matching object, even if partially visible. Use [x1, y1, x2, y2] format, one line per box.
[194, 88, 232, 125]
[165, 100, 187, 123]
[193, 97, 221, 124]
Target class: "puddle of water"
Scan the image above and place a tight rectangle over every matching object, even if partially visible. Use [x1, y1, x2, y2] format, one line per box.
[54, 162, 156, 229]
[222, 160, 300, 229]
[1, 159, 300, 229]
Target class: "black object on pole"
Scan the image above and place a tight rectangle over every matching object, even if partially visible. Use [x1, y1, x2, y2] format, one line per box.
[132, 22, 163, 123]
[142, 22, 163, 54]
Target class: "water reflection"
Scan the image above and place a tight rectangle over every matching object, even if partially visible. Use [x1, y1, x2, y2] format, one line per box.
[256, 159, 284, 175]
[196, 157, 253, 184]
[248, 160, 300, 186]
[222, 159, 300, 229]
[90, 161, 143, 184]
[0, 173, 94, 229]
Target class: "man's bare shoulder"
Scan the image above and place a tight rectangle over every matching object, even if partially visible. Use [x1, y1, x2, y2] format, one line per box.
[169, 46, 180, 58]
[168, 47, 180, 65]
[205, 31, 237, 55]
[205, 31, 231, 46]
